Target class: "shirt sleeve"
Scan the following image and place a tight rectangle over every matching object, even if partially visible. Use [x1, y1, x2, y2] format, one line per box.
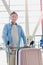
[21, 27, 27, 45]
[2, 24, 9, 47]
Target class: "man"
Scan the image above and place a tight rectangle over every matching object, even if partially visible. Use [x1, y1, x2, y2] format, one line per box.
[2, 12, 27, 65]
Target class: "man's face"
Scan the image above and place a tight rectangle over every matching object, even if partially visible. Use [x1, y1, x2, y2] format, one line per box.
[10, 14, 18, 24]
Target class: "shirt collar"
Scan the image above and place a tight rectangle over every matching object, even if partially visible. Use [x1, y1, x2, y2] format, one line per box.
[11, 22, 17, 25]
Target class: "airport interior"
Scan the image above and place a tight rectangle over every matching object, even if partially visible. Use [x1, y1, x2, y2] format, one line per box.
[0, 0, 43, 65]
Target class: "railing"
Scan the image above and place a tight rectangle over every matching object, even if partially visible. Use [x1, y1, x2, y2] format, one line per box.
[0, 34, 43, 50]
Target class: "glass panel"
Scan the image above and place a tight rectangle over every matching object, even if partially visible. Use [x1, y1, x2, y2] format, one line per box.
[16, 11, 25, 18]
[10, 5, 25, 11]
[10, 0, 25, 5]
[0, 50, 7, 65]
[28, 0, 40, 11]
[28, 0, 41, 35]
[35, 23, 42, 35]
[0, 12, 9, 18]
[0, 18, 9, 24]
[34, 36, 41, 48]
[0, 12, 9, 23]
[0, 0, 4, 6]
[0, 6, 7, 11]
[17, 18, 25, 23]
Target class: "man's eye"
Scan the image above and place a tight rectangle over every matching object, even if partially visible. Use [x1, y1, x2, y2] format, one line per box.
[15, 17, 16, 18]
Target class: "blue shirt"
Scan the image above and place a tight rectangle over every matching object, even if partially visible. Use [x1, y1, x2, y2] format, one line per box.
[2, 23, 27, 52]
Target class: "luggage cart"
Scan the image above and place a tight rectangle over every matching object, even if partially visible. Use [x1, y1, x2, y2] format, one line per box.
[7, 47, 42, 65]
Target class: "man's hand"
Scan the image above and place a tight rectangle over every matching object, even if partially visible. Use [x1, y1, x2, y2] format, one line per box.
[8, 46, 14, 49]
[24, 45, 29, 48]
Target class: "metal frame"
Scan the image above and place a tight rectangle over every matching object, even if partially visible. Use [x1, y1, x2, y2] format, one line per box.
[2, 0, 11, 14]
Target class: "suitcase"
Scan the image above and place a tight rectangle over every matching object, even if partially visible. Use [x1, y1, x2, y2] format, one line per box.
[18, 48, 42, 65]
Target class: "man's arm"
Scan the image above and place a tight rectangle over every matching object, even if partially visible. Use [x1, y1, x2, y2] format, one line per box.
[21, 27, 27, 46]
[2, 24, 9, 46]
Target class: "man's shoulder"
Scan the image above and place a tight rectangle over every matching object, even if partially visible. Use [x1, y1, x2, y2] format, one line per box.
[17, 24, 23, 31]
[6, 23, 11, 25]
[3, 23, 11, 30]
[4, 23, 11, 27]
[17, 24, 22, 28]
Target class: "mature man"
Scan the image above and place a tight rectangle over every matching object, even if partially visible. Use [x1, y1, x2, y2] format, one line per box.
[2, 12, 27, 65]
